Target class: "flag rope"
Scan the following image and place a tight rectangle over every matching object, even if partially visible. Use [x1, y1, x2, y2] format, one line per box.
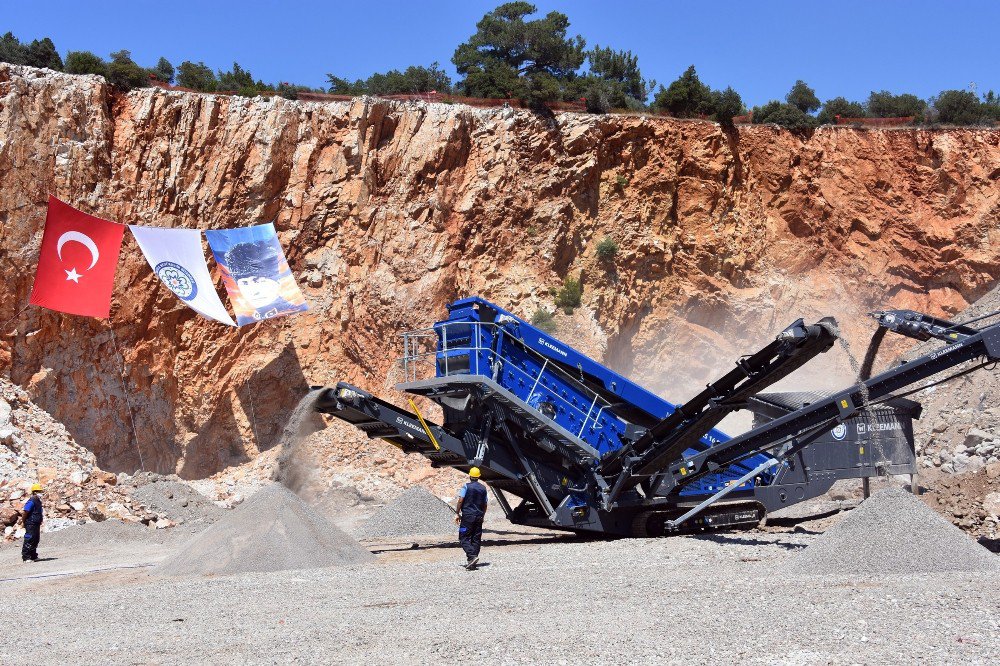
[0, 302, 30, 336]
[108, 324, 145, 471]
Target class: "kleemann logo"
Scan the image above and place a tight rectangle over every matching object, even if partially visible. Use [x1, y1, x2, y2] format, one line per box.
[538, 337, 568, 357]
[395, 416, 424, 434]
[857, 420, 901, 434]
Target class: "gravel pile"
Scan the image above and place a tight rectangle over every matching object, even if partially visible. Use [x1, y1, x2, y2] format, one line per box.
[355, 487, 456, 539]
[788, 488, 999, 575]
[44, 520, 171, 549]
[157, 483, 373, 576]
[126, 475, 224, 525]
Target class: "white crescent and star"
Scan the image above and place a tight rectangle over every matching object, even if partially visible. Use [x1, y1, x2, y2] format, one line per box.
[56, 231, 100, 282]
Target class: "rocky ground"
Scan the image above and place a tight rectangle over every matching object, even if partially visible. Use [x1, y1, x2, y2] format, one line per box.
[0, 378, 162, 538]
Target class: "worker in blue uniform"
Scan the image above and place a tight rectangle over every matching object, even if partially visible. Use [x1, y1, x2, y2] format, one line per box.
[21, 483, 44, 562]
[454, 467, 488, 570]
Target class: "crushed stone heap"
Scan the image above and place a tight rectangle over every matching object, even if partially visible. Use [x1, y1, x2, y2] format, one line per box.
[157, 483, 373, 576]
[123, 474, 224, 526]
[788, 488, 999, 575]
[355, 487, 457, 540]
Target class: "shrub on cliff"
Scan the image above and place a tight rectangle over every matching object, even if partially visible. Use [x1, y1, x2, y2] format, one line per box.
[586, 45, 654, 109]
[866, 91, 926, 119]
[107, 50, 150, 91]
[218, 62, 255, 91]
[554, 275, 583, 313]
[65, 51, 108, 78]
[150, 57, 174, 84]
[0, 33, 63, 70]
[712, 87, 745, 127]
[786, 80, 820, 113]
[596, 237, 619, 262]
[177, 61, 218, 92]
[453, 2, 586, 107]
[652, 65, 714, 117]
[326, 64, 452, 96]
[752, 100, 818, 129]
[931, 90, 991, 125]
[530, 308, 557, 333]
[817, 97, 866, 125]
[0, 32, 27, 65]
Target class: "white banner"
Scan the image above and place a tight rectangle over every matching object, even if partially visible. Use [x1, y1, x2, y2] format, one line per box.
[129, 225, 236, 326]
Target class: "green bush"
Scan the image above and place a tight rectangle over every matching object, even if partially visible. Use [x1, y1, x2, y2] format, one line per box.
[530, 308, 557, 333]
[106, 50, 149, 91]
[615, 174, 628, 189]
[786, 80, 820, 113]
[752, 100, 818, 129]
[867, 90, 925, 119]
[151, 57, 174, 84]
[932, 90, 987, 125]
[652, 65, 714, 117]
[817, 96, 866, 125]
[554, 275, 583, 313]
[595, 237, 618, 261]
[65, 51, 108, 77]
[177, 61, 217, 91]
[712, 86, 745, 127]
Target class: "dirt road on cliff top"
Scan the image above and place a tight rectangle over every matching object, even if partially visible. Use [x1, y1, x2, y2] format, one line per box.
[2, 523, 997, 664]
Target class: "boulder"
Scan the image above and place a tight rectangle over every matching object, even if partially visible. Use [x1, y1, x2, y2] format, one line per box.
[0, 507, 20, 527]
[984, 492, 1000, 519]
[87, 504, 106, 522]
[94, 470, 117, 486]
[70, 470, 90, 485]
[963, 428, 995, 449]
[0, 397, 10, 425]
[951, 453, 984, 474]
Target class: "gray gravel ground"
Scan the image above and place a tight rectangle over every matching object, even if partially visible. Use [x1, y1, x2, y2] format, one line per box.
[789, 488, 1000, 575]
[1, 525, 997, 664]
[44, 519, 177, 549]
[355, 487, 457, 539]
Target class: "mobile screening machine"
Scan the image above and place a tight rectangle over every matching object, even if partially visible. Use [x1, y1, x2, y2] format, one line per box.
[314, 297, 1000, 537]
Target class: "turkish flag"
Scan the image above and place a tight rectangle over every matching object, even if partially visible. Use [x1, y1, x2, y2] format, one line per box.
[29, 196, 126, 318]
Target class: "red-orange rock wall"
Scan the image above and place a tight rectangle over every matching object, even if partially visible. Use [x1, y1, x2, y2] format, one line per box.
[1, 65, 998, 478]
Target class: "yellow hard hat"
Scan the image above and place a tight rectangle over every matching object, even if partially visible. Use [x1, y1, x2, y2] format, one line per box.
[469, 467, 481, 478]
[30, 483, 43, 492]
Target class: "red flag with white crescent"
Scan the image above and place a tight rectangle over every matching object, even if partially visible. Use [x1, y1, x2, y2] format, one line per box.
[29, 196, 126, 318]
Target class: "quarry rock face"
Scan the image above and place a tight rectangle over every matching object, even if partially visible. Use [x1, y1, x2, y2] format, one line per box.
[1, 63, 999, 479]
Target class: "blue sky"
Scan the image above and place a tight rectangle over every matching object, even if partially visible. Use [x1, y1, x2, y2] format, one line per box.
[5, 1, 998, 106]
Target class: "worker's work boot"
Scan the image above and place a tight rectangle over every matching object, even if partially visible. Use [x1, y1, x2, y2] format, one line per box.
[465, 556, 479, 570]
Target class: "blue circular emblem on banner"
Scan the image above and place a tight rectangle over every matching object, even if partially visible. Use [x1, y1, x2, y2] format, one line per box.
[154, 261, 198, 301]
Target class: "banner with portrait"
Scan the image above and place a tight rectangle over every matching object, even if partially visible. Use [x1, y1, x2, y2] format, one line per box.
[204, 223, 309, 326]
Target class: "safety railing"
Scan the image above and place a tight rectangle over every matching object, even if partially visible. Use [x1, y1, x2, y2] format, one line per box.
[399, 322, 613, 439]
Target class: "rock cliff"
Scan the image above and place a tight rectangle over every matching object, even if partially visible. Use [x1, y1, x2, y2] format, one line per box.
[2, 64, 998, 480]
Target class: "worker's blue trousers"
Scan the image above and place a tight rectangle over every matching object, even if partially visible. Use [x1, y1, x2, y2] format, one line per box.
[458, 519, 483, 560]
[22, 522, 40, 561]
